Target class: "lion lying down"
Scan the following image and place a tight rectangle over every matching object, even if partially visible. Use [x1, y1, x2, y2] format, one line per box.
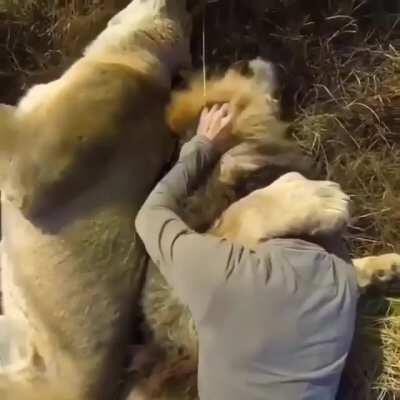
[137, 58, 400, 399]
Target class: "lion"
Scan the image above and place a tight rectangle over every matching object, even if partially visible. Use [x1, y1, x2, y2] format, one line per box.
[0, 1, 191, 399]
[135, 58, 400, 400]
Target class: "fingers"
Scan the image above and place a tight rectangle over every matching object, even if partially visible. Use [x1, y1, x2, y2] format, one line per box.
[199, 107, 209, 123]
[202, 103, 230, 120]
[197, 103, 231, 135]
[219, 103, 231, 117]
[208, 104, 223, 134]
[208, 103, 232, 134]
[211, 104, 220, 113]
[220, 105, 234, 130]
[197, 106, 210, 134]
[196, 102, 234, 152]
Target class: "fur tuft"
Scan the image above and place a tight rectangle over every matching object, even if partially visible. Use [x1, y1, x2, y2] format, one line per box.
[166, 68, 287, 139]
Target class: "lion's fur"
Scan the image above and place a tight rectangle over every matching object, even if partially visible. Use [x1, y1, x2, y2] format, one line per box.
[166, 61, 288, 141]
[0, 1, 190, 399]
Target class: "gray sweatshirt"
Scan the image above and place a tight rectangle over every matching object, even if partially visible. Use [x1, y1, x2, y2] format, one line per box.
[135, 136, 359, 400]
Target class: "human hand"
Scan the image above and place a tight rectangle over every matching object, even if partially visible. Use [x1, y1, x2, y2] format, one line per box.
[196, 103, 234, 153]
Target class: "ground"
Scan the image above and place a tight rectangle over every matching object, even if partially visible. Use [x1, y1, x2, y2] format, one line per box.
[1, 0, 400, 398]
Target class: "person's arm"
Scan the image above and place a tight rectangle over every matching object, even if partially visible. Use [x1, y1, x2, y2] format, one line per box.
[135, 105, 263, 321]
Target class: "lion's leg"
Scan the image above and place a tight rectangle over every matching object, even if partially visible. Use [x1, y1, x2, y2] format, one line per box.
[210, 172, 350, 248]
[210, 175, 400, 291]
[107, 0, 190, 26]
[84, 0, 191, 72]
[352, 253, 400, 288]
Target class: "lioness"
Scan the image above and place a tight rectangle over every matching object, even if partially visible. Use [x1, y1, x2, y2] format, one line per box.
[0, 1, 191, 399]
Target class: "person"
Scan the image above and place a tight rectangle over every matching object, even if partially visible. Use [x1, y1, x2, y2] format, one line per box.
[135, 103, 360, 400]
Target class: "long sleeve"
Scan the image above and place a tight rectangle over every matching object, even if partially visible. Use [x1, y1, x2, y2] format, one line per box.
[135, 136, 261, 322]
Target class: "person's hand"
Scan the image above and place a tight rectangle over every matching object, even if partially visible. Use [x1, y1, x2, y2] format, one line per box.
[196, 103, 234, 153]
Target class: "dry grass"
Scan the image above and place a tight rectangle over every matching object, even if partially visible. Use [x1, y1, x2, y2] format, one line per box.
[293, 44, 400, 256]
[1, 0, 400, 398]
[0, 0, 122, 103]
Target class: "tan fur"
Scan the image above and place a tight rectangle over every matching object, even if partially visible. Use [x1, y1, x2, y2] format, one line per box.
[166, 69, 288, 140]
[0, 1, 191, 399]
[7, 52, 172, 216]
[209, 173, 349, 244]
[353, 253, 400, 288]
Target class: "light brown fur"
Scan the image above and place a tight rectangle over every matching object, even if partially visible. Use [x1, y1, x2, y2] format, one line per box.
[166, 67, 288, 141]
[0, 1, 191, 399]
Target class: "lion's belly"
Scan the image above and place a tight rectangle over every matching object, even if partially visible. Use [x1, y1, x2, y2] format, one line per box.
[1, 193, 146, 398]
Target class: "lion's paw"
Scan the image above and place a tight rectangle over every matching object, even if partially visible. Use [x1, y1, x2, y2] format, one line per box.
[309, 181, 350, 236]
[353, 253, 400, 288]
[267, 173, 350, 237]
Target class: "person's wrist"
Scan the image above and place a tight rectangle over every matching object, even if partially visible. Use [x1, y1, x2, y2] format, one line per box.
[195, 134, 222, 156]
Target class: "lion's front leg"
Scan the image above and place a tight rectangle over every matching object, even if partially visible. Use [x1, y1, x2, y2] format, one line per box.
[85, 0, 191, 73]
[352, 253, 400, 288]
[210, 172, 350, 248]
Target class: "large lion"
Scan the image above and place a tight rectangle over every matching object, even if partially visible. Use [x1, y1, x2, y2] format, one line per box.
[0, 1, 191, 399]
